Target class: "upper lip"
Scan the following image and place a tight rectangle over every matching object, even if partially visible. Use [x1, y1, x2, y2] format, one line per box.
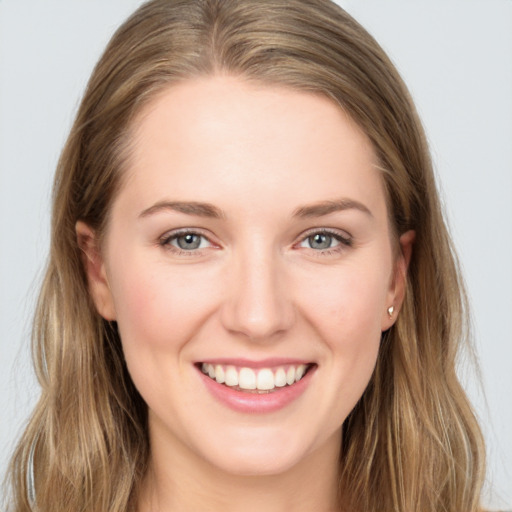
[196, 358, 314, 369]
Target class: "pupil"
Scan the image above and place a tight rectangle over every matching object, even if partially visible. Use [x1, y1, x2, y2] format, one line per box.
[178, 234, 201, 250]
[310, 233, 331, 249]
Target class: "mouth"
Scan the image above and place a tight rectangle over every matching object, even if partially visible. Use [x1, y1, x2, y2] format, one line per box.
[197, 362, 316, 394]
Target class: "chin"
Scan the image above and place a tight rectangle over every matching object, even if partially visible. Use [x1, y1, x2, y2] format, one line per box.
[206, 449, 305, 477]
[192, 426, 322, 477]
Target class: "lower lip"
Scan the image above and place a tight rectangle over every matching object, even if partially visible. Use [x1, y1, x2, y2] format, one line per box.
[197, 366, 315, 414]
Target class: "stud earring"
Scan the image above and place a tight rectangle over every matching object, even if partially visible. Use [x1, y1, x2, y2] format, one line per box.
[387, 306, 394, 318]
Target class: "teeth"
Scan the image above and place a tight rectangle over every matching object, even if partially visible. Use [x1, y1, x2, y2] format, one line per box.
[256, 368, 275, 391]
[274, 367, 287, 387]
[225, 366, 239, 386]
[214, 364, 225, 384]
[239, 368, 256, 390]
[286, 366, 295, 385]
[295, 364, 306, 382]
[200, 363, 311, 391]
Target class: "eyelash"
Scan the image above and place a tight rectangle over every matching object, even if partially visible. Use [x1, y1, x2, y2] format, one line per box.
[297, 228, 353, 257]
[158, 228, 353, 257]
[158, 228, 215, 257]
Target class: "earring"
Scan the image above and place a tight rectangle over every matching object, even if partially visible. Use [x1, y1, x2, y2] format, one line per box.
[387, 306, 394, 318]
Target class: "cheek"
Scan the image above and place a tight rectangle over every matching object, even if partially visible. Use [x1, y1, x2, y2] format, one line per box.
[300, 262, 391, 339]
[324, 273, 384, 372]
[108, 254, 219, 353]
[314, 291, 384, 430]
[296, 262, 390, 401]
[107, 257, 223, 411]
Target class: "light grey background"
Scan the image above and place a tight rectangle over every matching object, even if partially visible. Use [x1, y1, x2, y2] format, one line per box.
[1, 1, 511, 508]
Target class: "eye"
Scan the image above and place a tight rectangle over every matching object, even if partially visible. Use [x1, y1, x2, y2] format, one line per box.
[159, 230, 213, 253]
[302, 232, 339, 250]
[297, 229, 352, 254]
[173, 233, 207, 250]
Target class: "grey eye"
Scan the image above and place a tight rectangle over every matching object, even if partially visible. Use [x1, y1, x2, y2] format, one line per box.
[307, 233, 336, 250]
[175, 233, 203, 250]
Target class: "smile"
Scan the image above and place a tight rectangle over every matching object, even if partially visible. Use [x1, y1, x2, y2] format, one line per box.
[200, 363, 313, 393]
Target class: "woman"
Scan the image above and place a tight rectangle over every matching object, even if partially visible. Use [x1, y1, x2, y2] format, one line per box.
[5, 0, 486, 511]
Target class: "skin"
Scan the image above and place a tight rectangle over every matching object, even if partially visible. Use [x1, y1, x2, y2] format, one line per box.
[77, 75, 413, 512]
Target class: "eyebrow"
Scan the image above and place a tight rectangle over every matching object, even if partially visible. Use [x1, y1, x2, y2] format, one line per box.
[138, 197, 372, 220]
[292, 198, 373, 218]
[139, 201, 225, 219]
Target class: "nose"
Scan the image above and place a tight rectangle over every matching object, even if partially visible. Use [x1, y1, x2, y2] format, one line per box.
[220, 247, 295, 342]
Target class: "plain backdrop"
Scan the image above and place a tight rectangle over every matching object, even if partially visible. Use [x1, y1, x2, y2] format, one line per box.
[1, 0, 511, 508]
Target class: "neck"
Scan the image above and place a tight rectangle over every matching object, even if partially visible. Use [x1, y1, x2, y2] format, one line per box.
[137, 425, 342, 512]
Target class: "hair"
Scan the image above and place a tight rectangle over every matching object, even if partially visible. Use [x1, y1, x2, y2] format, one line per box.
[5, 1, 485, 511]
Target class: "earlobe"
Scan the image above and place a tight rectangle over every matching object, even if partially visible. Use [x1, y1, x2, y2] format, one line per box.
[381, 230, 415, 331]
[76, 221, 116, 321]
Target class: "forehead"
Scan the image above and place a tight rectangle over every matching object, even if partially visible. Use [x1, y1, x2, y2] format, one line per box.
[119, 75, 387, 220]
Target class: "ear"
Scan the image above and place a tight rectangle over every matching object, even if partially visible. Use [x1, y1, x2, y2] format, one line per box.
[381, 230, 415, 331]
[76, 221, 116, 321]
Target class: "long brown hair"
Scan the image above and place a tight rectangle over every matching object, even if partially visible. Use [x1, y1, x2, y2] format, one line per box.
[5, 1, 485, 511]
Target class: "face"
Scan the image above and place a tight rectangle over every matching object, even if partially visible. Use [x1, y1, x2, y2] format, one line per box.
[79, 76, 411, 477]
